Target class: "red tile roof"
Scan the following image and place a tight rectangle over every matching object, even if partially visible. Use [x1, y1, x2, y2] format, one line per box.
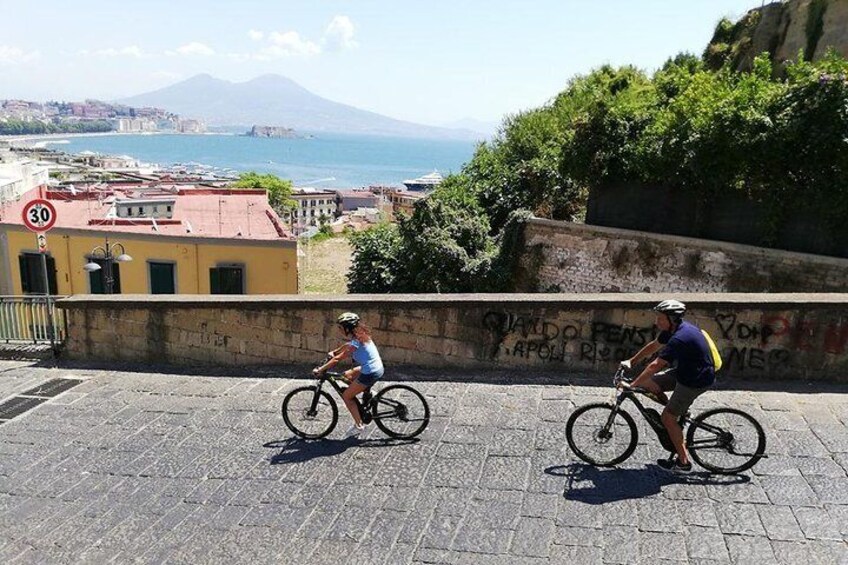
[0, 186, 293, 240]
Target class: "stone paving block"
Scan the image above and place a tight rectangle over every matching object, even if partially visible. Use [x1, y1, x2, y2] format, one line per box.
[451, 524, 512, 554]
[489, 428, 537, 457]
[555, 498, 605, 528]
[715, 503, 766, 536]
[637, 498, 684, 532]
[419, 513, 462, 550]
[479, 456, 531, 491]
[637, 530, 688, 562]
[520, 492, 559, 519]
[552, 525, 604, 547]
[549, 543, 603, 564]
[805, 475, 848, 504]
[510, 517, 554, 557]
[757, 504, 805, 541]
[725, 535, 777, 563]
[794, 456, 846, 477]
[684, 526, 730, 562]
[760, 475, 820, 506]
[792, 506, 846, 541]
[677, 499, 719, 528]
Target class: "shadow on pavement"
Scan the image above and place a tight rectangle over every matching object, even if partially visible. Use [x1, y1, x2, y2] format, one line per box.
[264, 436, 420, 464]
[545, 462, 750, 503]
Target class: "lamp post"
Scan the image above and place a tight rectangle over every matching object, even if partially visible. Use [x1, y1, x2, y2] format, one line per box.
[82, 237, 132, 294]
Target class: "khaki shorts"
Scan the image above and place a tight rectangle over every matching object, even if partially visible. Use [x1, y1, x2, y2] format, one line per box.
[652, 369, 707, 416]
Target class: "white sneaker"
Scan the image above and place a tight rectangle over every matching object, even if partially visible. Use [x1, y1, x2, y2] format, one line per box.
[344, 423, 366, 438]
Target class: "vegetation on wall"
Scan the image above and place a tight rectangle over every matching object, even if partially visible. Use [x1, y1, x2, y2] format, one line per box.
[351, 45, 848, 293]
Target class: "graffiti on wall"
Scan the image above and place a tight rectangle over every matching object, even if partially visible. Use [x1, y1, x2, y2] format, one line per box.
[482, 311, 655, 364]
[484, 310, 847, 374]
[717, 313, 848, 373]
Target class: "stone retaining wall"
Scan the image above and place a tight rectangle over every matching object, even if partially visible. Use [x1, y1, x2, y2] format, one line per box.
[58, 294, 848, 382]
[520, 219, 848, 293]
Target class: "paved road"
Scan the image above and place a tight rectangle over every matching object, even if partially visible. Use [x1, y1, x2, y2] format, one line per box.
[0, 361, 846, 564]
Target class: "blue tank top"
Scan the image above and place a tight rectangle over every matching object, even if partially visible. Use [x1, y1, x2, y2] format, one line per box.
[349, 339, 384, 375]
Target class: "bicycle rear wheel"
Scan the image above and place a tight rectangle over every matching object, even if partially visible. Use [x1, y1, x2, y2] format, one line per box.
[372, 385, 430, 439]
[281, 386, 338, 439]
[566, 403, 638, 467]
[687, 408, 766, 474]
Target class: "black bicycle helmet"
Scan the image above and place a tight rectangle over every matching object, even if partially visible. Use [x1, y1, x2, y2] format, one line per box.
[337, 312, 361, 332]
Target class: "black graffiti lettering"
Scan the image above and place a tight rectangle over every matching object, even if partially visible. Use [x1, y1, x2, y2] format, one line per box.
[715, 314, 736, 339]
[513, 342, 524, 357]
[748, 348, 765, 370]
[738, 324, 760, 341]
[580, 342, 595, 362]
[483, 311, 507, 333]
[562, 325, 580, 341]
[542, 322, 560, 341]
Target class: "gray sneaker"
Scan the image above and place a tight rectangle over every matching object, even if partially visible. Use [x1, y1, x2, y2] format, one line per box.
[657, 458, 692, 474]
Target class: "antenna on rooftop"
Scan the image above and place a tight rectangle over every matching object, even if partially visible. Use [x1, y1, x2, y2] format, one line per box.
[151, 216, 159, 232]
[185, 220, 193, 233]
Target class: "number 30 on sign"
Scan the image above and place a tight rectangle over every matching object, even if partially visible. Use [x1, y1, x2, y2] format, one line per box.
[21, 199, 57, 232]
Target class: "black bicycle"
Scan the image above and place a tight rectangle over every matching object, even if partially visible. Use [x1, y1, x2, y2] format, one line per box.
[565, 368, 766, 474]
[281, 368, 430, 440]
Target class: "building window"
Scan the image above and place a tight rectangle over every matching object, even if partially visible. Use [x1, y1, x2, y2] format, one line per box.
[210, 265, 244, 294]
[149, 262, 175, 294]
[87, 258, 122, 294]
[127, 208, 133, 216]
[166, 205, 172, 212]
[18, 253, 57, 295]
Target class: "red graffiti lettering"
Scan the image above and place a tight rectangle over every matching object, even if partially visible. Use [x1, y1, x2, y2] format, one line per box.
[795, 321, 815, 351]
[823, 323, 848, 355]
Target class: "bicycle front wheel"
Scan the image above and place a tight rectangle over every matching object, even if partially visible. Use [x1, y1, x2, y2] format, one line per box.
[372, 385, 430, 439]
[281, 386, 338, 439]
[687, 408, 766, 474]
[566, 403, 638, 467]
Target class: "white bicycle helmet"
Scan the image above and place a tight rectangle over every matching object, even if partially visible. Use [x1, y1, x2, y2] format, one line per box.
[653, 299, 686, 319]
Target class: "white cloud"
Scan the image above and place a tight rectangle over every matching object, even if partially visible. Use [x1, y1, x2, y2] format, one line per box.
[248, 29, 264, 42]
[167, 42, 216, 56]
[261, 31, 321, 58]
[81, 45, 147, 58]
[323, 15, 358, 51]
[0, 45, 40, 65]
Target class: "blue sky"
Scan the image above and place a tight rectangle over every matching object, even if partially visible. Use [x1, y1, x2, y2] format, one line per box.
[2, 0, 761, 126]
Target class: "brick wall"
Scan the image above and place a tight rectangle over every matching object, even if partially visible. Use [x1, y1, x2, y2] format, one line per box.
[58, 294, 848, 382]
[520, 219, 848, 293]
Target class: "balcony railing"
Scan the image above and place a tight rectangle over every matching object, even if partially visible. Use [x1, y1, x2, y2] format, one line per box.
[0, 296, 65, 348]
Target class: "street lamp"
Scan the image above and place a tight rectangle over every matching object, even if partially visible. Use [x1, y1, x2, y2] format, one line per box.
[83, 237, 132, 294]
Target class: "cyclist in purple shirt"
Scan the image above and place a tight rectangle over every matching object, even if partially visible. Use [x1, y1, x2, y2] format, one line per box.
[313, 312, 384, 438]
[620, 300, 716, 473]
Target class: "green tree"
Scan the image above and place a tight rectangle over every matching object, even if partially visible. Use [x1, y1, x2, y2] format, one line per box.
[233, 172, 295, 214]
[347, 223, 403, 293]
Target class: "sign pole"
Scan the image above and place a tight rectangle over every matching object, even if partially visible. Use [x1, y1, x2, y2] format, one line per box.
[37, 233, 56, 349]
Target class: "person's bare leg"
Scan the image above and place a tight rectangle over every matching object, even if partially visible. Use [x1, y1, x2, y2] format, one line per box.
[662, 409, 688, 464]
[342, 380, 366, 426]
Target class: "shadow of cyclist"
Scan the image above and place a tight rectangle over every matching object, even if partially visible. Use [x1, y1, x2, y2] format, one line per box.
[264, 436, 420, 465]
[544, 462, 750, 504]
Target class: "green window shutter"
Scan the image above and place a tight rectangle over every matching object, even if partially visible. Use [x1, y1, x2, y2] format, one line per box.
[19, 255, 31, 293]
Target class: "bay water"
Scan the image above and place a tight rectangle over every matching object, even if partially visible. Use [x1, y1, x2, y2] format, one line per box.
[51, 132, 479, 188]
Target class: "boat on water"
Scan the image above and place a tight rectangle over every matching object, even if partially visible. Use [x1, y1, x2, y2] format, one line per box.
[402, 171, 443, 191]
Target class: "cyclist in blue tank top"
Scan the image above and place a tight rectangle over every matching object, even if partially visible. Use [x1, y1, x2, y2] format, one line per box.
[620, 300, 716, 473]
[313, 312, 384, 438]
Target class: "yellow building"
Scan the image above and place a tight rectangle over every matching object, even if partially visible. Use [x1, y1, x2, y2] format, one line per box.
[0, 186, 298, 295]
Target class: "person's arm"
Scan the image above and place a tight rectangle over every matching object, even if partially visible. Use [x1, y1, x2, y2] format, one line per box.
[313, 344, 354, 375]
[621, 340, 662, 369]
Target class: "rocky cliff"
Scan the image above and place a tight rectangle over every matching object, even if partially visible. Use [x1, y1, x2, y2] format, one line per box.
[705, 0, 848, 72]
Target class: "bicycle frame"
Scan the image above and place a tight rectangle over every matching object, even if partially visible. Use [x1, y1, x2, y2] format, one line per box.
[310, 371, 407, 423]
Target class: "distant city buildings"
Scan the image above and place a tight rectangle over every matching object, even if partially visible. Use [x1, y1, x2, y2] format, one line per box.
[0, 99, 203, 135]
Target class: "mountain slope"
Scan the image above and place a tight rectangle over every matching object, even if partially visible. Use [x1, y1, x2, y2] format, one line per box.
[119, 74, 480, 140]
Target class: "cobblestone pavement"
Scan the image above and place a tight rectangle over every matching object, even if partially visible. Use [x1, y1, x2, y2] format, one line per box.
[0, 361, 847, 564]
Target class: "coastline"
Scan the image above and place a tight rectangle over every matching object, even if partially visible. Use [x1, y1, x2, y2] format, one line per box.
[2, 131, 230, 144]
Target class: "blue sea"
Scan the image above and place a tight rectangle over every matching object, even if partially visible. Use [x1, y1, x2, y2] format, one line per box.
[50, 132, 479, 189]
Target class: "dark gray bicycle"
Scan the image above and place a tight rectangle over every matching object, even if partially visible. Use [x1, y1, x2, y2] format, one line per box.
[566, 367, 766, 474]
[281, 367, 430, 440]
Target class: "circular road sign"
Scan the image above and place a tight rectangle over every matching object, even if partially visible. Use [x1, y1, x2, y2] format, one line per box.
[21, 199, 57, 232]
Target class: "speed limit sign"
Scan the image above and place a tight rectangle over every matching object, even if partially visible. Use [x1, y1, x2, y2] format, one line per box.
[21, 199, 57, 232]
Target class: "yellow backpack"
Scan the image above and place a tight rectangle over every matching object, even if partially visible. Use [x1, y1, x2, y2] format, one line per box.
[701, 329, 723, 371]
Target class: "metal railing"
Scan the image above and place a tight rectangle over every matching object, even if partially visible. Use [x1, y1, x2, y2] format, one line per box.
[0, 296, 66, 348]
